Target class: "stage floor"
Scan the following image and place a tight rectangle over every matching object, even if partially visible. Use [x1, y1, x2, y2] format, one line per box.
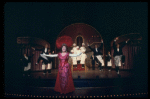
[5, 67, 148, 98]
[30, 67, 134, 79]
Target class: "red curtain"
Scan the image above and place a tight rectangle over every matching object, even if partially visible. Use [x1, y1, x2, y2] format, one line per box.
[111, 44, 141, 69]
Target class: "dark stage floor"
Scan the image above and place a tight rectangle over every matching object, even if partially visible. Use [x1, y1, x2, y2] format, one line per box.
[4, 68, 148, 98]
[30, 67, 134, 79]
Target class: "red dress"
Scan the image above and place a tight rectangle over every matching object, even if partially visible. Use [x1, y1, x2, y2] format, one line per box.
[54, 52, 75, 94]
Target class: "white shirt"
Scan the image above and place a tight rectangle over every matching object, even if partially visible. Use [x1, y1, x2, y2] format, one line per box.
[117, 48, 119, 52]
[24, 56, 28, 60]
[95, 48, 98, 52]
[44, 48, 47, 53]
[114, 40, 128, 52]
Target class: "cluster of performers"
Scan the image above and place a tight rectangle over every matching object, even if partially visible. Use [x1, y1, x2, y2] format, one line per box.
[20, 36, 130, 94]
[20, 44, 54, 76]
[20, 37, 129, 77]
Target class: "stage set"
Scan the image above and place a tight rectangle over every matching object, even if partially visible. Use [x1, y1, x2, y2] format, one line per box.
[5, 23, 147, 98]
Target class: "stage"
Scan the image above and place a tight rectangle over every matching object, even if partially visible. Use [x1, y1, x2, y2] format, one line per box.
[4, 67, 148, 98]
[30, 67, 134, 79]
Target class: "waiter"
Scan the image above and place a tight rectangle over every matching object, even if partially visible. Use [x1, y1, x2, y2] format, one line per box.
[32, 44, 54, 75]
[43, 49, 54, 75]
[20, 52, 34, 76]
[87, 39, 104, 71]
[71, 43, 78, 68]
[32, 44, 50, 65]
[80, 43, 87, 68]
[113, 37, 129, 74]
[76, 46, 81, 64]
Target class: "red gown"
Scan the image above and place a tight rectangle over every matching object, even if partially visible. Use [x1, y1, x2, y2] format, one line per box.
[54, 52, 75, 94]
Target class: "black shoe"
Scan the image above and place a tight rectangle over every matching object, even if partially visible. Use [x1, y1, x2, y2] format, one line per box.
[122, 63, 125, 66]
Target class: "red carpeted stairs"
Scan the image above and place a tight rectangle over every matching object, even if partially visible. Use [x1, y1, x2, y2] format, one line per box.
[73, 64, 85, 71]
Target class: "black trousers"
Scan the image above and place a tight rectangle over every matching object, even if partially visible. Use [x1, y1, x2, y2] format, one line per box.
[82, 64, 84, 68]
[115, 66, 119, 72]
[94, 56, 102, 70]
[73, 65, 77, 68]
[44, 69, 51, 73]
[99, 65, 103, 70]
[37, 57, 48, 64]
[77, 60, 80, 64]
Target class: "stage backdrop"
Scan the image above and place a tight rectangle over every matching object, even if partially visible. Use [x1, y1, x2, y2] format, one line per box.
[55, 23, 104, 69]
[110, 33, 142, 69]
[17, 37, 51, 71]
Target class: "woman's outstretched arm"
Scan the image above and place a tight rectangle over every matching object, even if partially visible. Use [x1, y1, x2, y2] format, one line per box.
[40, 54, 58, 58]
[69, 52, 82, 57]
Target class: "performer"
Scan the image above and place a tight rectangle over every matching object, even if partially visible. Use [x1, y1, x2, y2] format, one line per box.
[87, 39, 104, 71]
[20, 52, 34, 76]
[40, 36, 82, 94]
[76, 46, 81, 64]
[90, 52, 95, 70]
[106, 51, 112, 71]
[71, 43, 77, 68]
[43, 49, 54, 75]
[80, 43, 87, 68]
[80, 43, 86, 52]
[113, 37, 130, 74]
[32, 44, 50, 65]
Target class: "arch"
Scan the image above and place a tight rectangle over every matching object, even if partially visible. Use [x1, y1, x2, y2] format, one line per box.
[75, 35, 84, 47]
[55, 23, 104, 69]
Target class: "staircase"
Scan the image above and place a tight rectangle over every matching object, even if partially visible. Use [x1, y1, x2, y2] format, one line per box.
[73, 64, 85, 71]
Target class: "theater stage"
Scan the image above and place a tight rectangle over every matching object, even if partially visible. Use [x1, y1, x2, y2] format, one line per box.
[30, 67, 134, 79]
[4, 67, 148, 98]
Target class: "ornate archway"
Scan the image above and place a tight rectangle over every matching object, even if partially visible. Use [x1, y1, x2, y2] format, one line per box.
[55, 23, 104, 69]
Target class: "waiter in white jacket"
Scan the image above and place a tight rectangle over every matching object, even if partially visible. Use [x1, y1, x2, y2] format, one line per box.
[71, 43, 78, 68]
[80, 43, 87, 68]
[76, 46, 81, 64]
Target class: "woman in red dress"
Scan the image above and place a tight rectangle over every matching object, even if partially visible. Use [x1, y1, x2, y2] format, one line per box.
[40, 36, 82, 94]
